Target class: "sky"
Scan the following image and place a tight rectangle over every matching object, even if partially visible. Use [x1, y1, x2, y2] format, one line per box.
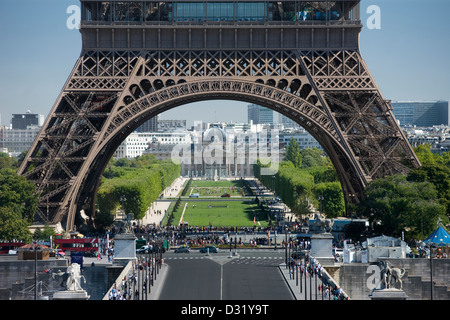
[0, 0, 449, 126]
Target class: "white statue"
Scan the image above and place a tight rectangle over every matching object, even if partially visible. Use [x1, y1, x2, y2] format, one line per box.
[379, 261, 406, 290]
[65, 263, 87, 291]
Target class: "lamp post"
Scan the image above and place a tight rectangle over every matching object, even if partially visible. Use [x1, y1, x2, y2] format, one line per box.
[285, 226, 288, 267]
[317, 195, 324, 215]
[120, 195, 127, 219]
[33, 242, 38, 300]
[430, 245, 434, 300]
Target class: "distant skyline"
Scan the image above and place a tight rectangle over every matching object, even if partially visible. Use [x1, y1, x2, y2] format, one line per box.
[0, 0, 449, 127]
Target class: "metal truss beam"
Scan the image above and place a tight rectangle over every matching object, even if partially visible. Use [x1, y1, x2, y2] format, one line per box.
[18, 47, 420, 231]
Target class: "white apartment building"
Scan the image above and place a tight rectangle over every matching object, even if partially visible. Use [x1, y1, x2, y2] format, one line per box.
[114, 131, 192, 159]
[279, 128, 323, 151]
[0, 125, 41, 156]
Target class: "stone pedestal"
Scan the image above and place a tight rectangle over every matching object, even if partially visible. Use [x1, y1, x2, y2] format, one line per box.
[369, 289, 408, 300]
[310, 233, 334, 264]
[113, 233, 137, 267]
[53, 290, 90, 300]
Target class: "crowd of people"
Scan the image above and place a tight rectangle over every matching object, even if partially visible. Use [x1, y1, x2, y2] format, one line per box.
[287, 256, 349, 300]
[108, 256, 162, 300]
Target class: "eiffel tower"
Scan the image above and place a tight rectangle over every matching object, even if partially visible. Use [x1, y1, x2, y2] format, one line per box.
[18, 1, 420, 231]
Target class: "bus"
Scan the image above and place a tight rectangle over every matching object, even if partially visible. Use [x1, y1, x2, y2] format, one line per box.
[54, 237, 99, 255]
[0, 242, 25, 254]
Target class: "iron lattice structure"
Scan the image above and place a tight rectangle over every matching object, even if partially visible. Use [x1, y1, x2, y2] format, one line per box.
[18, 1, 420, 231]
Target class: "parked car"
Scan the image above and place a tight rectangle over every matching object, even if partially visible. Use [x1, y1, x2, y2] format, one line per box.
[136, 245, 152, 254]
[174, 245, 190, 253]
[221, 193, 231, 197]
[189, 193, 199, 198]
[199, 245, 219, 253]
[82, 250, 98, 257]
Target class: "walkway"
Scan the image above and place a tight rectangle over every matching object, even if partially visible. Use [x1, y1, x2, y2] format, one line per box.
[140, 177, 187, 226]
[99, 256, 169, 300]
[278, 260, 349, 300]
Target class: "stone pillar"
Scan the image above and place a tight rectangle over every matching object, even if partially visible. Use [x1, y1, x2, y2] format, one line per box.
[113, 233, 137, 267]
[310, 233, 334, 265]
[369, 289, 408, 300]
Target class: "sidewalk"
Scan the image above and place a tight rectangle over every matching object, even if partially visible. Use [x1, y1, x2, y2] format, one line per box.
[140, 177, 187, 226]
[99, 258, 169, 300]
[146, 262, 169, 300]
[278, 263, 328, 300]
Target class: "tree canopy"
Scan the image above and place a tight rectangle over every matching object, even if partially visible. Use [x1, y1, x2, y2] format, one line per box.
[97, 155, 180, 222]
[254, 146, 343, 219]
[0, 153, 37, 243]
[360, 174, 446, 240]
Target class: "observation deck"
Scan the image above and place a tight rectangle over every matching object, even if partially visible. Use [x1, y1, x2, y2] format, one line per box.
[80, 0, 362, 50]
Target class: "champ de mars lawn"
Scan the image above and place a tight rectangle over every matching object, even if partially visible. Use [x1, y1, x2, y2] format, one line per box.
[179, 200, 269, 227]
[165, 180, 271, 227]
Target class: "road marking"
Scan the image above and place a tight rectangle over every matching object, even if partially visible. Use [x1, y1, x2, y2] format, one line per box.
[220, 264, 223, 300]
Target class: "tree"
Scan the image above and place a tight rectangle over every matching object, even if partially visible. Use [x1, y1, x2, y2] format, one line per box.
[285, 137, 302, 168]
[360, 174, 446, 240]
[0, 206, 32, 244]
[300, 147, 329, 168]
[96, 157, 180, 223]
[408, 163, 450, 220]
[0, 170, 39, 223]
[33, 224, 56, 241]
[314, 181, 345, 218]
[0, 152, 17, 170]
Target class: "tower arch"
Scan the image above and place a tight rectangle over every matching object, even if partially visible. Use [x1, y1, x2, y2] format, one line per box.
[18, 0, 420, 231]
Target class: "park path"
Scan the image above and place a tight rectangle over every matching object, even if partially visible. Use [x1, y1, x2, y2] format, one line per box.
[139, 177, 187, 226]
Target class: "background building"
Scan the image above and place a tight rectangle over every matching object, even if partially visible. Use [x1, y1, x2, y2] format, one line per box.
[247, 104, 274, 125]
[392, 101, 449, 127]
[11, 111, 44, 130]
[157, 119, 187, 132]
[136, 115, 159, 132]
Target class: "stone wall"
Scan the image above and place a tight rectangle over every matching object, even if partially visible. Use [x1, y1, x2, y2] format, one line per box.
[331, 258, 450, 300]
[0, 256, 68, 300]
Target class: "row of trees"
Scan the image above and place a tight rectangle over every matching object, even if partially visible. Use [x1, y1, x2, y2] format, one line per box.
[254, 138, 345, 219]
[96, 154, 180, 227]
[255, 140, 450, 242]
[358, 144, 449, 240]
[0, 153, 38, 243]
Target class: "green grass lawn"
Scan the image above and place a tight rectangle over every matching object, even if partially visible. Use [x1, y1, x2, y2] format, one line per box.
[188, 187, 245, 197]
[167, 180, 270, 227]
[188, 180, 247, 197]
[190, 180, 243, 188]
[175, 200, 269, 227]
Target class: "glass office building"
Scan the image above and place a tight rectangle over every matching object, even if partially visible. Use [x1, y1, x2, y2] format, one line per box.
[248, 104, 273, 125]
[392, 101, 449, 127]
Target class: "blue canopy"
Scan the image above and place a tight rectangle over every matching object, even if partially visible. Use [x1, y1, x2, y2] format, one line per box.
[424, 226, 450, 246]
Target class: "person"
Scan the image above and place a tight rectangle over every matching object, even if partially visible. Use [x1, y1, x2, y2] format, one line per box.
[109, 288, 116, 300]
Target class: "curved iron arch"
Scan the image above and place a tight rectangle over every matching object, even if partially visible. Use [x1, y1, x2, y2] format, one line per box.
[69, 78, 366, 232]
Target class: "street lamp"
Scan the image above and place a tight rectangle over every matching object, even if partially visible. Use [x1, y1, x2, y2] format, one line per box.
[120, 195, 127, 219]
[317, 195, 324, 214]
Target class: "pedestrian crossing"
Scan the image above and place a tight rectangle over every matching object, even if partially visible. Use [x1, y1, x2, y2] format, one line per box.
[165, 255, 285, 265]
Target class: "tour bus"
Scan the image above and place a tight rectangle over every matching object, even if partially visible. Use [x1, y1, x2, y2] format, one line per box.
[54, 235, 99, 255]
[0, 242, 25, 254]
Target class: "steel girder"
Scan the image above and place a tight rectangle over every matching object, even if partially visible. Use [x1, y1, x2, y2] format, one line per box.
[18, 49, 420, 231]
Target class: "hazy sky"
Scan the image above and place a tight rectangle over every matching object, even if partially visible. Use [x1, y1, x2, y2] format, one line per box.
[0, 0, 449, 126]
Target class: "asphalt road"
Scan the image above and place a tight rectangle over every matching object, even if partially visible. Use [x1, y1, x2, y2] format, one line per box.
[158, 250, 294, 300]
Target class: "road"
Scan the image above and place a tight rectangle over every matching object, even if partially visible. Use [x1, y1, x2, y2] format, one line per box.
[157, 250, 294, 300]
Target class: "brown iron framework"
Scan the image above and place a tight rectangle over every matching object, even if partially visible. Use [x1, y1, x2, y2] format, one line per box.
[18, 1, 420, 231]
